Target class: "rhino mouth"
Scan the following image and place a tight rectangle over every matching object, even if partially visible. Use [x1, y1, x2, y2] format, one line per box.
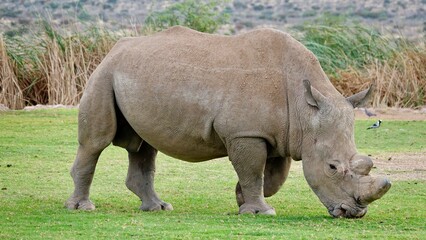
[328, 200, 367, 218]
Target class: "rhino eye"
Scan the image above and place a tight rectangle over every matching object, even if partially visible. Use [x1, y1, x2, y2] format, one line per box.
[329, 164, 337, 170]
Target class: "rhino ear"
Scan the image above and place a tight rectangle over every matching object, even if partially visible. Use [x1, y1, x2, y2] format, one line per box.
[303, 79, 327, 108]
[346, 84, 374, 108]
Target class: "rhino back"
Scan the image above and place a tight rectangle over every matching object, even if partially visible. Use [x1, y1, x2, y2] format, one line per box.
[106, 27, 305, 161]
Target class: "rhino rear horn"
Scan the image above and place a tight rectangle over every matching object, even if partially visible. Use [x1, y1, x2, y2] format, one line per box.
[303, 79, 327, 109]
[346, 84, 374, 108]
[351, 155, 373, 175]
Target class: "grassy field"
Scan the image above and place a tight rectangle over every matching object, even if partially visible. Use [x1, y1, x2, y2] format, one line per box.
[0, 109, 425, 239]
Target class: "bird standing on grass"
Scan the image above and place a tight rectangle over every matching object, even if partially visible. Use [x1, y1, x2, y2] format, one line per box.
[367, 120, 382, 129]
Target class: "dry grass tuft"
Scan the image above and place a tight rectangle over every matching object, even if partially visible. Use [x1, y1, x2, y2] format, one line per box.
[332, 49, 426, 108]
[0, 36, 25, 109]
[0, 22, 119, 109]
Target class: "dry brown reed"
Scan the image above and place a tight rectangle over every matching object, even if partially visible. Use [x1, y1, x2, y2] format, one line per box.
[0, 36, 25, 109]
[0, 21, 425, 109]
[0, 23, 119, 109]
[39, 28, 119, 106]
[332, 49, 426, 108]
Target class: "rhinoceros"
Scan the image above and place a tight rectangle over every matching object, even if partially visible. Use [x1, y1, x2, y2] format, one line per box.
[65, 26, 391, 218]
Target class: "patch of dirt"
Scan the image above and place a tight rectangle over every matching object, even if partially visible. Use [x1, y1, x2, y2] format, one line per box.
[22, 104, 78, 110]
[370, 153, 426, 181]
[0, 104, 9, 111]
[355, 107, 426, 121]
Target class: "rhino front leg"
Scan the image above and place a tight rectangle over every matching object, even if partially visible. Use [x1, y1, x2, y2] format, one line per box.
[228, 138, 275, 215]
[126, 142, 173, 211]
[236, 156, 292, 207]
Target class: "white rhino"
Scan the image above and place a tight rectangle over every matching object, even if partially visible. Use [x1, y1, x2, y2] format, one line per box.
[65, 26, 391, 217]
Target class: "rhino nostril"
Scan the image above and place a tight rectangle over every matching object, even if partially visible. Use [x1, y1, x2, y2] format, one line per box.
[354, 195, 365, 207]
[340, 203, 367, 218]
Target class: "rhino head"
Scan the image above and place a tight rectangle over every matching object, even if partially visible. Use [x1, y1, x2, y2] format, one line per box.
[297, 80, 391, 218]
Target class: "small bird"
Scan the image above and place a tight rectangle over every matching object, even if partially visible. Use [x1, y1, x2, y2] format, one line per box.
[367, 120, 382, 129]
[363, 108, 377, 117]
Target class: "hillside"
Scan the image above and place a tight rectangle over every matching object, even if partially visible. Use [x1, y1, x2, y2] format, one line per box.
[0, 0, 425, 39]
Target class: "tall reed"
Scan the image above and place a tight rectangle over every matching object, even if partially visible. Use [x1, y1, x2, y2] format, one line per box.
[0, 35, 25, 109]
[0, 20, 121, 109]
[1, 15, 425, 109]
[332, 49, 426, 108]
[299, 15, 425, 108]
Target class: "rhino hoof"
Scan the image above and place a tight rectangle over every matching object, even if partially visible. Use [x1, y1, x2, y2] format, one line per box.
[260, 208, 277, 215]
[239, 204, 276, 215]
[77, 200, 96, 210]
[65, 198, 95, 210]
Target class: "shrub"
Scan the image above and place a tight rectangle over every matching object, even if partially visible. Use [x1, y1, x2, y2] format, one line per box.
[302, 10, 317, 17]
[356, 9, 388, 20]
[144, 0, 230, 33]
[252, 4, 264, 11]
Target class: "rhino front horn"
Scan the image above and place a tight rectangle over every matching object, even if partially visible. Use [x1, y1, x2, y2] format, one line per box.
[351, 155, 373, 175]
[359, 176, 391, 205]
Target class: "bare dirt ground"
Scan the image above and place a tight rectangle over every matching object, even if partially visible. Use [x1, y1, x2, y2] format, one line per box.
[371, 153, 425, 181]
[354, 107, 426, 121]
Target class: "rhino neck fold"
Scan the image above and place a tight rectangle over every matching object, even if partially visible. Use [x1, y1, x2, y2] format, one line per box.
[284, 77, 291, 158]
[286, 81, 303, 161]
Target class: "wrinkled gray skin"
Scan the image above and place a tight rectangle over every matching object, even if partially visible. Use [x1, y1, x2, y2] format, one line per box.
[65, 26, 391, 217]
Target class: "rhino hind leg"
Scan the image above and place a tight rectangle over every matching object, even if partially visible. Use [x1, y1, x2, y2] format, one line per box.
[65, 89, 117, 210]
[228, 138, 275, 215]
[126, 142, 173, 211]
[264, 156, 292, 197]
[65, 146, 103, 210]
[236, 156, 292, 207]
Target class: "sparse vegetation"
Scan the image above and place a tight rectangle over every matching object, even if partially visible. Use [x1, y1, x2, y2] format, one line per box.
[356, 9, 389, 20]
[0, 3, 425, 109]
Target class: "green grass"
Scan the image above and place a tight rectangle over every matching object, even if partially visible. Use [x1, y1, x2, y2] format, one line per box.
[356, 120, 426, 154]
[0, 109, 425, 239]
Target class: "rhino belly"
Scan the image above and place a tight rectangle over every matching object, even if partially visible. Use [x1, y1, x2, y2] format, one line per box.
[112, 72, 228, 162]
